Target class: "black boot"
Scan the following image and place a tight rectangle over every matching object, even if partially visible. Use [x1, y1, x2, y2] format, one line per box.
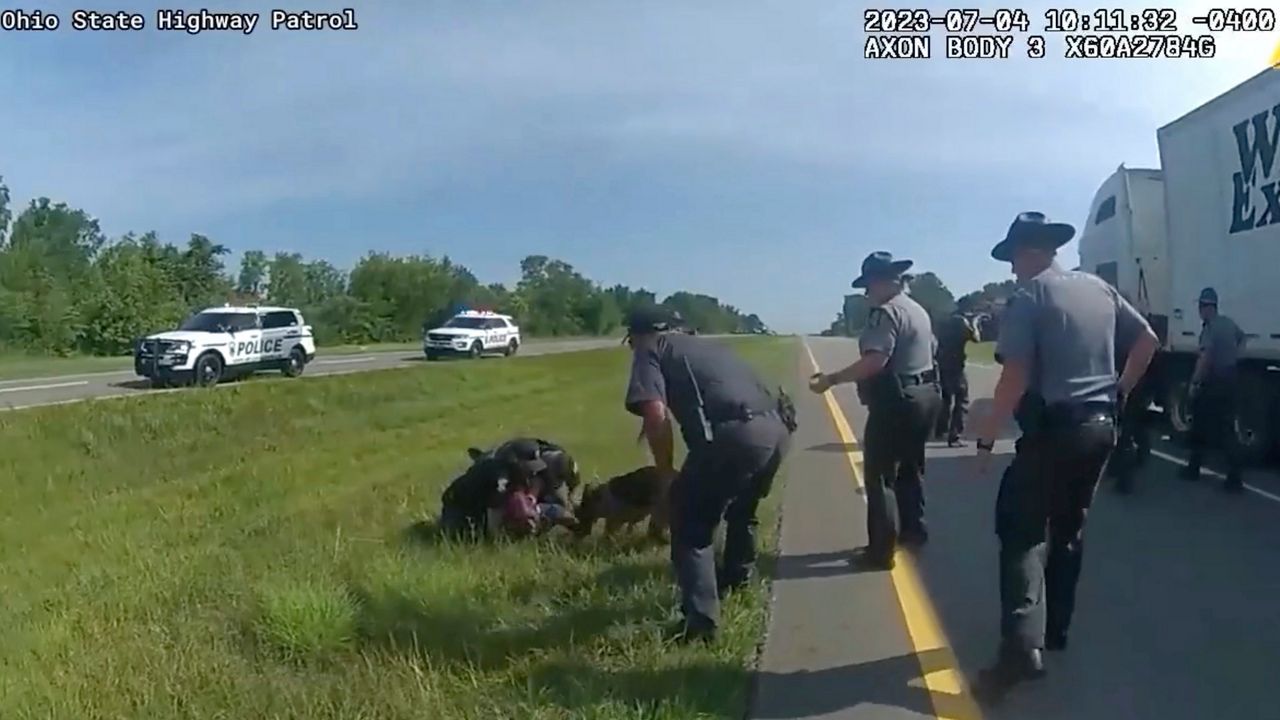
[1222, 472, 1245, 493]
[1179, 463, 1201, 481]
[972, 648, 1046, 705]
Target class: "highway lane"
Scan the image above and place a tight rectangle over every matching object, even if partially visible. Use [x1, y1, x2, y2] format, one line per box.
[0, 337, 623, 412]
[801, 336, 1280, 719]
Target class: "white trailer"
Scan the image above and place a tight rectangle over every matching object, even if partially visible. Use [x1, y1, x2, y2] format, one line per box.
[1078, 67, 1280, 463]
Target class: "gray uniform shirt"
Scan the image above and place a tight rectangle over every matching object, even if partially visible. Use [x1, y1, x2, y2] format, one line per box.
[859, 291, 937, 376]
[1198, 314, 1244, 379]
[625, 333, 775, 450]
[996, 264, 1151, 405]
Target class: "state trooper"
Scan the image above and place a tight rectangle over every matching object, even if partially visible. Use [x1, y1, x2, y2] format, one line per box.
[809, 251, 942, 570]
[970, 212, 1158, 703]
[935, 298, 979, 447]
[623, 305, 794, 642]
[1181, 287, 1246, 492]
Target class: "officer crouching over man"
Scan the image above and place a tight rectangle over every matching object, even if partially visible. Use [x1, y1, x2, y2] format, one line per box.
[808, 251, 942, 570]
[622, 305, 795, 643]
[969, 212, 1158, 703]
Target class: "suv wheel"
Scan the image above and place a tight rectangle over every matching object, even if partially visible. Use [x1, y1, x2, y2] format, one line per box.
[194, 352, 224, 388]
[282, 347, 307, 378]
[469, 341, 484, 359]
[505, 339, 519, 357]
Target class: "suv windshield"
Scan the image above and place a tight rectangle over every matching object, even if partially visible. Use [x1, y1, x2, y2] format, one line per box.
[442, 317, 488, 329]
[180, 312, 257, 332]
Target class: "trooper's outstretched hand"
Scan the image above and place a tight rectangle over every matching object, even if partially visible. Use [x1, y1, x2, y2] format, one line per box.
[808, 372, 832, 394]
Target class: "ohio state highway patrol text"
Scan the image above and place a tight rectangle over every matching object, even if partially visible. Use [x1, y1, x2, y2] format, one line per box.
[0, 8, 359, 34]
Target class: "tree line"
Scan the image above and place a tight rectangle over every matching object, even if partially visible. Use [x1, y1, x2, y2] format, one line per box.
[0, 176, 768, 357]
[822, 272, 1017, 339]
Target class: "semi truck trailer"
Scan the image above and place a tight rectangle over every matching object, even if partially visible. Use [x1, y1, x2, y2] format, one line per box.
[1078, 67, 1280, 464]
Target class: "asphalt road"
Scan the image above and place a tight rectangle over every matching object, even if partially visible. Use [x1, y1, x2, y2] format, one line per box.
[0, 337, 623, 412]
[753, 336, 1280, 720]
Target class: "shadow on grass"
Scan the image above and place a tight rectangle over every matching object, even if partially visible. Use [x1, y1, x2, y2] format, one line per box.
[349, 559, 670, 672]
[529, 648, 966, 719]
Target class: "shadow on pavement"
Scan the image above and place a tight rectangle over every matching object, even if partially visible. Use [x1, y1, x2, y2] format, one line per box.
[908, 448, 1280, 720]
[806, 441, 861, 453]
[770, 550, 887, 581]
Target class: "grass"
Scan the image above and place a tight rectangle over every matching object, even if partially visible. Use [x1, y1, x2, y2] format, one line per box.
[0, 336, 609, 382]
[0, 336, 797, 719]
[968, 341, 995, 365]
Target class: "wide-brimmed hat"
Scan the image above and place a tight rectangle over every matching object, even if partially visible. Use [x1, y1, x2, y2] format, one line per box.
[1198, 287, 1218, 306]
[851, 251, 914, 289]
[991, 211, 1076, 262]
[622, 305, 683, 342]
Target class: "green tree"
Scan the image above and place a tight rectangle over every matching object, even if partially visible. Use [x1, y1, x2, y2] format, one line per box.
[237, 250, 268, 298]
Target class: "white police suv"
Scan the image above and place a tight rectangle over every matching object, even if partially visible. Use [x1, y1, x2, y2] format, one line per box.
[424, 310, 521, 361]
[134, 305, 318, 387]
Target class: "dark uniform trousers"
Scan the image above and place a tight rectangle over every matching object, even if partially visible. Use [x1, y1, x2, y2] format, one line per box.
[1109, 376, 1153, 488]
[669, 414, 789, 632]
[936, 362, 969, 440]
[996, 403, 1116, 654]
[1188, 377, 1241, 479]
[862, 378, 942, 561]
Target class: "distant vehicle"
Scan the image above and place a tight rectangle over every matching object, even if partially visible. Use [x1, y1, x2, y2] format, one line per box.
[424, 310, 521, 361]
[1078, 67, 1280, 462]
[134, 305, 317, 388]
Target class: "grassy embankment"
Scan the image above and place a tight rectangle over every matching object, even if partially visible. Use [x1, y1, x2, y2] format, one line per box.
[0, 336, 796, 719]
[0, 336, 606, 382]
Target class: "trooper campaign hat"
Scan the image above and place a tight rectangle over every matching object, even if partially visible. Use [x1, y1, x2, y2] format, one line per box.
[1198, 287, 1219, 306]
[991, 211, 1076, 262]
[622, 305, 683, 341]
[851, 251, 914, 289]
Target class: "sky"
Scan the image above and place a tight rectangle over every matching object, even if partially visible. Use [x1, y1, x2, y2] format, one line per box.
[1, 1, 1276, 333]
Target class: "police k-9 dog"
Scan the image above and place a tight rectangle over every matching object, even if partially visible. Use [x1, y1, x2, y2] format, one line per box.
[572, 465, 671, 539]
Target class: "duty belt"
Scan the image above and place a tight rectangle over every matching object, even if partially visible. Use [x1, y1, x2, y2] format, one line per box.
[1044, 400, 1115, 426]
[898, 369, 938, 386]
[709, 407, 779, 428]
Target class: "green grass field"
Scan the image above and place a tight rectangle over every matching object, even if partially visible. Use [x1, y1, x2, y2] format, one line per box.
[969, 341, 995, 364]
[0, 336, 797, 719]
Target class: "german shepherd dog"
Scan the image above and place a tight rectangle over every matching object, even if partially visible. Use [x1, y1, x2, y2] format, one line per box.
[572, 465, 671, 539]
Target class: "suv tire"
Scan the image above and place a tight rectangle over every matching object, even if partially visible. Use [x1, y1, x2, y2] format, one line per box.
[469, 341, 483, 359]
[505, 339, 519, 357]
[282, 347, 307, 378]
[194, 352, 224, 388]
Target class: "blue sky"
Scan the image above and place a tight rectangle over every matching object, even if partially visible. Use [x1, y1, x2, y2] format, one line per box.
[0, 1, 1274, 332]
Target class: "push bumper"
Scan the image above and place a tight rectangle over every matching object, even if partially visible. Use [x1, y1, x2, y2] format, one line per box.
[134, 348, 193, 383]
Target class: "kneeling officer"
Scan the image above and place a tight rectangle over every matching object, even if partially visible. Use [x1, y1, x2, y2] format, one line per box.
[809, 251, 942, 569]
[623, 305, 794, 642]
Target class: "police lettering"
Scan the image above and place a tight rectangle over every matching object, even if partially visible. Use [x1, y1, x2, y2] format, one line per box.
[230, 338, 286, 357]
[1229, 104, 1280, 234]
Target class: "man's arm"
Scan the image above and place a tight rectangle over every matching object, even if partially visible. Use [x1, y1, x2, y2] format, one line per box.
[1111, 288, 1159, 395]
[975, 290, 1036, 445]
[625, 346, 674, 474]
[825, 351, 889, 386]
[636, 400, 675, 474]
[975, 360, 1030, 443]
[820, 307, 894, 387]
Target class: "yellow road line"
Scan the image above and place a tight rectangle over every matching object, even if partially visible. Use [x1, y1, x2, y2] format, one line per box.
[803, 342, 984, 720]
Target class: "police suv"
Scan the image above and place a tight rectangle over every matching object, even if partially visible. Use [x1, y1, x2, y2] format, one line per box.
[424, 310, 521, 361]
[134, 305, 318, 387]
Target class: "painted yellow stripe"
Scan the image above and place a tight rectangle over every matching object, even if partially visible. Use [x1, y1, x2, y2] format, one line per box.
[803, 342, 984, 720]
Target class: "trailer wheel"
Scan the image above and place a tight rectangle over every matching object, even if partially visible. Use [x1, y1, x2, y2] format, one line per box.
[1165, 377, 1194, 442]
[1234, 372, 1275, 466]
